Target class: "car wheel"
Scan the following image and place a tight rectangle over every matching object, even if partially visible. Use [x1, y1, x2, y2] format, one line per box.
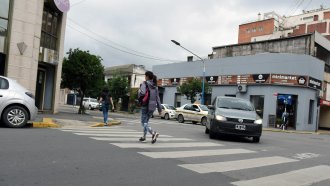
[2, 106, 29, 128]
[178, 114, 184, 123]
[205, 127, 209, 134]
[201, 117, 207, 126]
[253, 136, 260, 143]
[209, 129, 216, 139]
[164, 113, 169, 120]
[192, 121, 197, 124]
[88, 105, 92, 110]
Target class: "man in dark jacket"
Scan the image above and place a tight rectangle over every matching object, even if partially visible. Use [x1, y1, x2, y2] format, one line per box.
[138, 71, 162, 144]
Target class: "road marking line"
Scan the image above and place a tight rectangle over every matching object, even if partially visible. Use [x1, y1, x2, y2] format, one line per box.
[90, 137, 194, 142]
[63, 130, 141, 134]
[231, 165, 330, 186]
[110, 142, 223, 148]
[74, 133, 173, 137]
[179, 156, 298, 173]
[138, 149, 255, 158]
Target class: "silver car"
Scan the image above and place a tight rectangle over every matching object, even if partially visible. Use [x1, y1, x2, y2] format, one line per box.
[0, 76, 38, 128]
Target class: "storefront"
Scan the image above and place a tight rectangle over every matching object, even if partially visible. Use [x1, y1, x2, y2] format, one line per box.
[153, 53, 324, 132]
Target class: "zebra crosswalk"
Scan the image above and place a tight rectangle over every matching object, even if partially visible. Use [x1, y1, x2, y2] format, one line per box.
[57, 126, 330, 185]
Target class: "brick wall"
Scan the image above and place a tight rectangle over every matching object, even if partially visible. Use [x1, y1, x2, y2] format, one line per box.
[324, 11, 330, 19]
[307, 22, 327, 33]
[292, 24, 306, 36]
[238, 19, 274, 43]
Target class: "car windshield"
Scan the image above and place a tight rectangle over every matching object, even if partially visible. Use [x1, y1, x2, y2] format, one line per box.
[91, 99, 98, 102]
[167, 106, 176, 110]
[199, 105, 209, 111]
[217, 97, 254, 111]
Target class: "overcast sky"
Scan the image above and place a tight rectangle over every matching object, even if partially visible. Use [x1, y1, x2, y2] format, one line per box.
[64, 0, 328, 70]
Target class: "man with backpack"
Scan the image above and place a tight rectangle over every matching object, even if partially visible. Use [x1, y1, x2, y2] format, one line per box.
[138, 71, 162, 144]
[99, 87, 114, 126]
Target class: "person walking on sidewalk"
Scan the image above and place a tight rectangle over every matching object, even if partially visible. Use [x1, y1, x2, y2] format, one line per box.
[138, 71, 162, 144]
[99, 87, 114, 126]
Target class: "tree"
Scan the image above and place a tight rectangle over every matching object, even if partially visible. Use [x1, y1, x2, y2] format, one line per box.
[177, 78, 211, 103]
[61, 48, 104, 114]
[107, 73, 129, 110]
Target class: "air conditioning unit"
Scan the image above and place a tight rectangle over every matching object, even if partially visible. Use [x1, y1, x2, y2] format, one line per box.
[237, 84, 247, 93]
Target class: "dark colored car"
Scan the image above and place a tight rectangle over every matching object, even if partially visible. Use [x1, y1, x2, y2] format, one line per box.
[205, 96, 262, 142]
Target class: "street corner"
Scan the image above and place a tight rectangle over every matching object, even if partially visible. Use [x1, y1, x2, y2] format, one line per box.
[90, 120, 122, 127]
[32, 118, 61, 128]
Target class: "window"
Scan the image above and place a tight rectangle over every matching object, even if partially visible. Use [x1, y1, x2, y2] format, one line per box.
[0, 0, 10, 19]
[0, 77, 9, 89]
[250, 95, 265, 118]
[308, 100, 314, 124]
[246, 28, 250, 33]
[259, 26, 263, 32]
[252, 28, 256, 32]
[0, 0, 9, 54]
[41, 8, 60, 50]
[183, 104, 192, 110]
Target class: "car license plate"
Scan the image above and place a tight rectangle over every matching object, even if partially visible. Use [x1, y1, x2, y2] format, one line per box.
[235, 125, 246, 130]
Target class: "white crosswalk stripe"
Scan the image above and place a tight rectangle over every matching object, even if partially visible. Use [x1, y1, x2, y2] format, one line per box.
[138, 149, 255, 159]
[231, 165, 330, 186]
[73, 133, 173, 137]
[110, 142, 223, 148]
[90, 137, 193, 142]
[178, 156, 299, 173]
[56, 125, 329, 185]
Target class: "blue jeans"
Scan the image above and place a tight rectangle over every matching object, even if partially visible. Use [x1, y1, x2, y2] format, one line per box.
[102, 104, 109, 124]
[141, 106, 155, 137]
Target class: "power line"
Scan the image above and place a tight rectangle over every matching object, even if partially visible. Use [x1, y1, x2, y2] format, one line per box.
[67, 18, 174, 60]
[66, 24, 180, 63]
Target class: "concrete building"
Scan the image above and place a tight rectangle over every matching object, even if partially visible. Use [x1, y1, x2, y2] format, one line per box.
[238, 7, 330, 43]
[153, 53, 324, 131]
[0, 0, 68, 113]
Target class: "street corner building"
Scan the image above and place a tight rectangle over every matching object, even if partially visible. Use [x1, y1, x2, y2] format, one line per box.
[0, 0, 69, 113]
[153, 53, 326, 132]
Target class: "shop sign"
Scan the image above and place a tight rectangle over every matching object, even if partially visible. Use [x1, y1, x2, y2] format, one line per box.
[54, 0, 70, 12]
[308, 77, 322, 90]
[206, 76, 218, 84]
[253, 74, 269, 83]
[271, 74, 301, 86]
[220, 75, 237, 85]
[170, 78, 180, 86]
[297, 76, 307, 85]
[161, 78, 170, 86]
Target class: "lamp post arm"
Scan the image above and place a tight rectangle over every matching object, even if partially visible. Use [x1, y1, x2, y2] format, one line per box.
[178, 45, 205, 62]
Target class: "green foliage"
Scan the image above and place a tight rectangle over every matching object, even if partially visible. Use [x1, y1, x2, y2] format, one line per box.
[177, 78, 211, 103]
[61, 48, 104, 114]
[107, 73, 129, 107]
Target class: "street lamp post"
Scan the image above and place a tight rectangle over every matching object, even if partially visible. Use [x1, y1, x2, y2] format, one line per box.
[171, 40, 206, 105]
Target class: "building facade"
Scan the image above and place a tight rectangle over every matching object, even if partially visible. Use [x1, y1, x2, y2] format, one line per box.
[153, 53, 324, 131]
[0, 0, 68, 113]
[238, 7, 330, 43]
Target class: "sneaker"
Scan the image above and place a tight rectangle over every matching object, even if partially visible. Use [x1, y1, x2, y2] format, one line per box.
[104, 123, 108, 126]
[151, 133, 159, 144]
[139, 137, 146, 142]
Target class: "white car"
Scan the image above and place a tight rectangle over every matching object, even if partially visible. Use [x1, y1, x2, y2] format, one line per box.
[0, 76, 38, 128]
[175, 104, 209, 125]
[153, 104, 176, 120]
[82, 97, 99, 110]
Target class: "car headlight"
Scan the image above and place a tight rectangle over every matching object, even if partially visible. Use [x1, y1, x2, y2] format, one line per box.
[254, 119, 263, 124]
[216, 115, 227, 121]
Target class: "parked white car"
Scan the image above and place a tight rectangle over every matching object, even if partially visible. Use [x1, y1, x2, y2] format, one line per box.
[153, 104, 176, 120]
[175, 103, 209, 125]
[82, 97, 99, 110]
[0, 76, 38, 128]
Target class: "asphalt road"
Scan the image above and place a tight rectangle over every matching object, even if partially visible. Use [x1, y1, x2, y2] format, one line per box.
[1, 108, 330, 186]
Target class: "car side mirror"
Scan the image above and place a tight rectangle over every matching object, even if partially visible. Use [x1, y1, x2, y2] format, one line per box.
[256, 109, 262, 115]
[208, 105, 215, 110]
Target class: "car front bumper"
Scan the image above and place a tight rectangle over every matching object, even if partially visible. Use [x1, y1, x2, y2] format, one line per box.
[211, 121, 262, 137]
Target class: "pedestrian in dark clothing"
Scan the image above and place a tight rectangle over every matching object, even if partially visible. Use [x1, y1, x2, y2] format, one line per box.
[99, 87, 114, 126]
[138, 71, 162, 143]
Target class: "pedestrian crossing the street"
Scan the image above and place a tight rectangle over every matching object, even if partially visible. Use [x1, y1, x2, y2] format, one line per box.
[57, 126, 330, 185]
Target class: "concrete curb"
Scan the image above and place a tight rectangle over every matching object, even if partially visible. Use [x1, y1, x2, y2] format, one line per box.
[90, 120, 121, 127]
[263, 128, 330, 135]
[32, 118, 61, 128]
